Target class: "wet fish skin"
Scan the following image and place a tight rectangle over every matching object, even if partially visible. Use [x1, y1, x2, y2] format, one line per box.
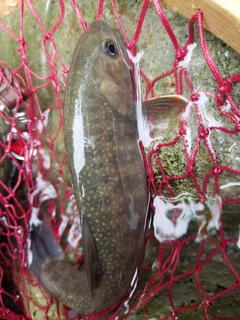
[30, 20, 148, 315]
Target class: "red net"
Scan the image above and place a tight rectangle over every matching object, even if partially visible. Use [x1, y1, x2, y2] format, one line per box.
[0, 0, 240, 319]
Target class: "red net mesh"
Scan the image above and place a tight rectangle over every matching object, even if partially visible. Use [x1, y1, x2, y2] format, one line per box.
[0, 0, 240, 319]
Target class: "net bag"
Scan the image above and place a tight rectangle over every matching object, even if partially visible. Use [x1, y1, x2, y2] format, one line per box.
[0, 0, 240, 319]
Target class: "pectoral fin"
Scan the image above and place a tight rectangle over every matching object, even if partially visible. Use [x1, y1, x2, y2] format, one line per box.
[82, 215, 102, 293]
[142, 95, 188, 140]
[143, 95, 188, 119]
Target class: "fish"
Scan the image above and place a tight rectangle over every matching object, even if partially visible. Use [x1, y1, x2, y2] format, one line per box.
[29, 20, 148, 317]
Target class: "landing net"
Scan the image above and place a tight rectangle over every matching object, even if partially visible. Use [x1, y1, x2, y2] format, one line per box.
[0, 0, 240, 319]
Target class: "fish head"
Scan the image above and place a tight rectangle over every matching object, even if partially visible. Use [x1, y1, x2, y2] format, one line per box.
[72, 20, 134, 117]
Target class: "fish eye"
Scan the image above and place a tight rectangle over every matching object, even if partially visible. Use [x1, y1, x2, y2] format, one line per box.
[103, 40, 117, 56]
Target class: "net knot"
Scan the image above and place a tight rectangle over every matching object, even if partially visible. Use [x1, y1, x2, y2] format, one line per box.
[190, 93, 200, 102]
[176, 48, 188, 62]
[236, 122, 240, 131]
[127, 41, 136, 56]
[179, 127, 186, 135]
[236, 278, 240, 287]
[216, 95, 224, 107]
[187, 163, 194, 173]
[213, 167, 222, 175]
[198, 125, 209, 138]
[162, 179, 168, 186]
[203, 299, 211, 308]
[149, 175, 155, 183]
[171, 310, 178, 318]
[196, 265, 202, 272]
[19, 38, 27, 50]
[44, 33, 51, 41]
[218, 80, 232, 94]
[220, 241, 227, 250]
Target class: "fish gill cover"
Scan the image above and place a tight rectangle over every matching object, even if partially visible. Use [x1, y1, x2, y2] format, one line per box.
[0, 0, 240, 319]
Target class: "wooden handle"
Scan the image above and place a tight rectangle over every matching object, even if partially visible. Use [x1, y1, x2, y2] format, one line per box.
[161, 0, 240, 54]
[0, 0, 239, 54]
[0, 0, 38, 20]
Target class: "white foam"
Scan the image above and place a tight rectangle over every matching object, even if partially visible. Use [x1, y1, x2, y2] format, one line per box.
[58, 215, 69, 236]
[37, 120, 43, 133]
[237, 226, 240, 248]
[38, 148, 51, 169]
[30, 173, 57, 204]
[224, 51, 229, 57]
[228, 142, 236, 152]
[66, 195, 76, 215]
[222, 100, 231, 112]
[220, 182, 240, 189]
[0, 216, 9, 227]
[127, 49, 152, 148]
[205, 195, 222, 231]
[27, 238, 33, 266]
[29, 207, 42, 230]
[182, 101, 193, 154]
[152, 259, 158, 270]
[198, 93, 222, 128]
[124, 267, 139, 314]
[36, 109, 51, 134]
[67, 215, 81, 248]
[43, 109, 50, 126]
[153, 194, 222, 242]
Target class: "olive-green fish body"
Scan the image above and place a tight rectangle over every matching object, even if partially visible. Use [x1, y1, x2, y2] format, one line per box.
[30, 20, 148, 316]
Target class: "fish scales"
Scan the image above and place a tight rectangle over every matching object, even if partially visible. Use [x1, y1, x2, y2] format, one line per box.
[29, 20, 148, 316]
